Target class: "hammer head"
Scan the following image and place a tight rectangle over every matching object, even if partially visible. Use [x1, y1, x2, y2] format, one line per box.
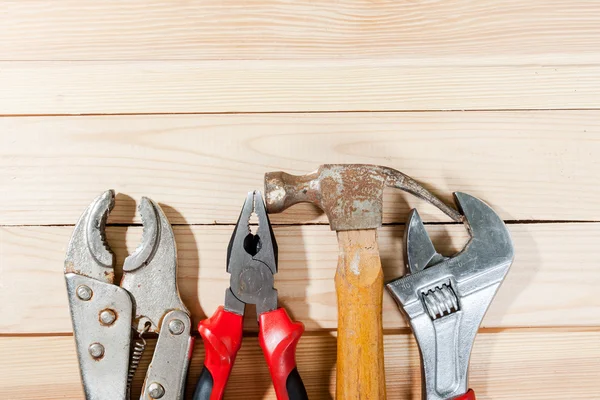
[265, 164, 462, 231]
[266, 164, 392, 230]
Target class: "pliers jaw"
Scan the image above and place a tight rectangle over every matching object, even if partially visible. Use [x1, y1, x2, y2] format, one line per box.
[64, 190, 192, 400]
[65, 189, 116, 283]
[121, 196, 188, 334]
[225, 191, 278, 318]
[227, 190, 278, 274]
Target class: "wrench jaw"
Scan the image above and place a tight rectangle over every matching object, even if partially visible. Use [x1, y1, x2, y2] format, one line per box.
[386, 192, 514, 400]
[404, 209, 446, 274]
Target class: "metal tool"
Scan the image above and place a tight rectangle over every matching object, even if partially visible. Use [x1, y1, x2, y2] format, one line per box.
[386, 192, 515, 400]
[193, 191, 308, 400]
[265, 164, 462, 400]
[64, 190, 193, 400]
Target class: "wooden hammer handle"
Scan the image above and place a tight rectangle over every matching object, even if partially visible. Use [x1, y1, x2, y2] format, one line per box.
[335, 230, 386, 400]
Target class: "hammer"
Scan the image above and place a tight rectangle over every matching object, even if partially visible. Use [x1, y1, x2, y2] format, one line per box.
[264, 164, 461, 400]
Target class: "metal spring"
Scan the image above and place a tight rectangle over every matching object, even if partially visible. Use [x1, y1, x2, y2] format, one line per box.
[126, 324, 150, 396]
[422, 283, 459, 320]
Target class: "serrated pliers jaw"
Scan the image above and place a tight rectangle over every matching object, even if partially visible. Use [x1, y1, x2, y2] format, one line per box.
[65, 189, 116, 283]
[64, 190, 192, 400]
[225, 190, 278, 317]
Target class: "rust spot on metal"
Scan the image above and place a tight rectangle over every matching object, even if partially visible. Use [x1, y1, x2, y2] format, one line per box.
[103, 270, 115, 282]
[64, 261, 80, 274]
[264, 164, 461, 231]
[317, 165, 387, 230]
[98, 308, 119, 326]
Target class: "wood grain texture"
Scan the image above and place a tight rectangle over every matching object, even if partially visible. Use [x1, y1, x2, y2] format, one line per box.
[335, 230, 386, 399]
[2, 1, 600, 62]
[3, 330, 599, 399]
[1, 1, 597, 397]
[2, 61, 600, 114]
[0, 112, 599, 225]
[2, 223, 598, 334]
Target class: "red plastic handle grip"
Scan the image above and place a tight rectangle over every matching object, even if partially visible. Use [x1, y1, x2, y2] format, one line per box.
[196, 306, 243, 400]
[259, 308, 306, 400]
[453, 389, 476, 400]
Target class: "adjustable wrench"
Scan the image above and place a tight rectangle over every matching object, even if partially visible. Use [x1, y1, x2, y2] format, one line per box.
[386, 192, 515, 400]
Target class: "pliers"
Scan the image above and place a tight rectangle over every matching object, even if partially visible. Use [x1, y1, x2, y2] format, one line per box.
[64, 190, 193, 400]
[385, 193, 515, 400]
[193, 191, 308, 400]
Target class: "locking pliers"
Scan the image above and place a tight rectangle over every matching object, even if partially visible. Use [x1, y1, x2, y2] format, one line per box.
[386, 193, 515, 400]
[64, 190, 193, 400]
[193, 191, 308, 400]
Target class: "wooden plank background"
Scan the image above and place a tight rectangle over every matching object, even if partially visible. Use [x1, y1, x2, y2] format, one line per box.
[1, 1, 599, 399]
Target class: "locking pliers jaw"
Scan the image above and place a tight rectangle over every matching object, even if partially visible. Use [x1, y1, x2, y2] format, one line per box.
[64, 190, 130, 399]
[121, 196, 189, 334]
[386, 192, 514, 400]
[65, 189, 116, 283]
[64, 190, 192, 400]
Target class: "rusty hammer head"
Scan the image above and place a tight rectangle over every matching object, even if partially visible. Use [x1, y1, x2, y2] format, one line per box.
[264, 164, 462, 231]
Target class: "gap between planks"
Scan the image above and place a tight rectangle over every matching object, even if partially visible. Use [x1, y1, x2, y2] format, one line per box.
[5, 220, 600, 228]
[1, 326, 598, 339]
[1, 111, 599, 225]
[3, 108, 600, 117]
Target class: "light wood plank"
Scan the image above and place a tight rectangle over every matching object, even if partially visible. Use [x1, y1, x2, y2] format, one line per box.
[1, 61, 600, 114]
[1, 223, 598, 334]
[2, 1, 600, 63]
[3, 330, 599, 399]
[0, 112, 599, 225]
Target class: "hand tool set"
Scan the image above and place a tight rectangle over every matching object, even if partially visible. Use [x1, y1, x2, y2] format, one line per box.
[64, 164, 514, 400]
